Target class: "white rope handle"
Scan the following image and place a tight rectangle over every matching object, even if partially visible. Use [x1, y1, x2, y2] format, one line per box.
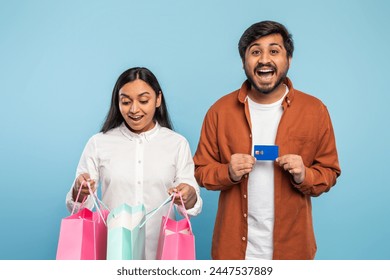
[163, 192, 192, 233]
[71, 180, 87, 215]
[71, 180, 108, 226]
[139, 193, 175, 228]
[86, 181, 107, 226]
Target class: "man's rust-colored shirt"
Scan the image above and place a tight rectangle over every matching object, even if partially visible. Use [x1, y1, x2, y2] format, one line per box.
[194, 78, 341, 259]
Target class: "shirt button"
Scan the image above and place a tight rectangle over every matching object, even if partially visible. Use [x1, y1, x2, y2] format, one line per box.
[138, 160, 141, 164]
[243, 213, 247, 218]
[244, 174, 248, 179]
[249, 134, 252, 138]
[242, 237, 246, 241]
[243, 194, 247, 199]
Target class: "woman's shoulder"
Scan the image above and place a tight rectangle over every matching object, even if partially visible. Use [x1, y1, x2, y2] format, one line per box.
[158, 127, 189, 144]
[87, 126, 122, 143]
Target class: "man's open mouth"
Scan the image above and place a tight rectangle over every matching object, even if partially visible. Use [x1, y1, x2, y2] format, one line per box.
[255, 67, 276, 79]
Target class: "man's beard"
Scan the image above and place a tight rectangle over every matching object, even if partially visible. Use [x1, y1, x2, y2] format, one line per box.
[245, 63, 288, 94]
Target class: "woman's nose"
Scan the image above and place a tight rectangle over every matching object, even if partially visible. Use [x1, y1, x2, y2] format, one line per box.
[130, 102, 138, 113]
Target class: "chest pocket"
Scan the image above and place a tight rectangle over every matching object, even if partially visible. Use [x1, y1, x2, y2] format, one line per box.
[288, 135, 316, 166]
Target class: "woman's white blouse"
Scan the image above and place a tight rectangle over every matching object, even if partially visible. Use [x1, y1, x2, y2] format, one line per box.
[66, 122, 202, 259]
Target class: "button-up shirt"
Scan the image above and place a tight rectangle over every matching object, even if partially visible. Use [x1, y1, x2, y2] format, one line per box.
[194, 78, 340, 259]
[66, 122, 202, 259]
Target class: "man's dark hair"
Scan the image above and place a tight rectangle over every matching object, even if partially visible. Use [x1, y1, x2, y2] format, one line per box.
[238, 20, 294, 59]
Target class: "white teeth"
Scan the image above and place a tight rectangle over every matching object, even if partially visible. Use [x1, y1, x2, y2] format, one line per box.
[258, 69, 273, 73]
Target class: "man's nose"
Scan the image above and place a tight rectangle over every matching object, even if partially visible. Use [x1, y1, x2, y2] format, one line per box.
[258, 52, 271, 64]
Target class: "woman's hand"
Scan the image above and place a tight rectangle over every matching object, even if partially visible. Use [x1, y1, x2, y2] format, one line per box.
[168, 183, 197, 209]
[72, 173, 96, 202]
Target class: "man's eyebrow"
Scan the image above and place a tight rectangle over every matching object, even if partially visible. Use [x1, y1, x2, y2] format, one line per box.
[248, 42, 260, 49]
[248, 42, 283, 49]
[269, 42, 283, 48]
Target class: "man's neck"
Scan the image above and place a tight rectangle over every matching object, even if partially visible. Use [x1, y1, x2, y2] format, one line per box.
[248, 83, 287, 104]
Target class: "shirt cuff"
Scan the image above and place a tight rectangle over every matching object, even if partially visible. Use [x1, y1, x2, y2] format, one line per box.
[291, 167, 313, 193]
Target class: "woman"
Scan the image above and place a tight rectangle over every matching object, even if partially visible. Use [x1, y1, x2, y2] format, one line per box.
[66, 67, 202, 259]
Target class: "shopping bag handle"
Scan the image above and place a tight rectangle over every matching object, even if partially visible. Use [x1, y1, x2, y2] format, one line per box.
[71, 181, 87, 215]
[163, 192, 193, 233]
[139, 193, 175, 228]
[85, 181, 108, 226]
[71, 180, 108, 226]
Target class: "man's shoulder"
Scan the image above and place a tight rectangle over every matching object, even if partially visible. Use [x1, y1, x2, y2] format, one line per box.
[293, 89, 326, 109]
[86, 126, 123, 147]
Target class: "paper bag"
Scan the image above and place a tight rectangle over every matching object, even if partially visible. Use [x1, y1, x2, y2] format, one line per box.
[56, 183, 108, 260]
[106, 204, 146, 260]
[156, 193, 195, 260]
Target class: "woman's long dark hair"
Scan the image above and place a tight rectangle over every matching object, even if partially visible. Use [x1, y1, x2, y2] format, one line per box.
[101, 67, 173, 133]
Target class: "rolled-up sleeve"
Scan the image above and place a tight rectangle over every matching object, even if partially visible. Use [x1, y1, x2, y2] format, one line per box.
[65, 136, 100, 213]
[174, 139, 202, 217]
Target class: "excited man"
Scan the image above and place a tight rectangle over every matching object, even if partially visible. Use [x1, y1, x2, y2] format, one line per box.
[194, 20, 341, 260]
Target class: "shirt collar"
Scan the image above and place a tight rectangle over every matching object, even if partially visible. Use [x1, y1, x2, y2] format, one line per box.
[238, 77, 295, 109]
[119, 121, 161, 142]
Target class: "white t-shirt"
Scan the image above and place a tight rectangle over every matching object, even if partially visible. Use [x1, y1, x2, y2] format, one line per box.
[66, 122, 202, 259]
[246, 86, 288, 260]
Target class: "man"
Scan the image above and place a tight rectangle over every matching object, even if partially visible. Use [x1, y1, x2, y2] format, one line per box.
[193, 20, 341, 260]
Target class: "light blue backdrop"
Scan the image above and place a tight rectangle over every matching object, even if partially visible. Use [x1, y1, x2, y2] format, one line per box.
[1, 0, 389, 260]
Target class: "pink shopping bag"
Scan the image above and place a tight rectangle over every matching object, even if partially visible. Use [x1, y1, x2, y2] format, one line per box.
[156, 193, 195, 260]
[56, 182, 109, 260]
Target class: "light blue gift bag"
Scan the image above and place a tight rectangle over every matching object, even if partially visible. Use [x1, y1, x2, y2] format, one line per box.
[106, 204, 146, 260]
[106, 194, 173, 260]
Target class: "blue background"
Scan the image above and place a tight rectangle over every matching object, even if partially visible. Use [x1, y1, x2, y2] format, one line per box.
[1, 0, 389, 260]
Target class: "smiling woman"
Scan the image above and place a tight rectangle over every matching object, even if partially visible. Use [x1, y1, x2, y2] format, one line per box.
[101, 67, 171, 133]
[118, 80, 162, 133]
[64, 67, 203, 259]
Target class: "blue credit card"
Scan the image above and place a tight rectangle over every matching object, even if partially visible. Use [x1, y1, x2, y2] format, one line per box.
[254, 145, 279, 161]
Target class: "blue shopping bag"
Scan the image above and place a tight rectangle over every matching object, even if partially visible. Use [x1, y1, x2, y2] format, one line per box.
[106, 194, 174, 260]
[106, 204, 146, 260]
